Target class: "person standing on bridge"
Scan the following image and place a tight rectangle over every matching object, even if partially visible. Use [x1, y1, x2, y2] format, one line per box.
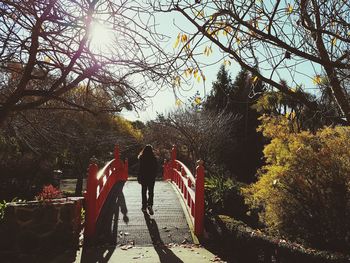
[138, 144, 158, 215]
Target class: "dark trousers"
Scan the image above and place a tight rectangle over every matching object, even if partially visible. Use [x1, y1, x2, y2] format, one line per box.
[141, 181, 155, 208]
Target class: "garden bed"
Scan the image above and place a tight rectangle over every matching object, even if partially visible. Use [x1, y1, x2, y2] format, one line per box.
[205, 214, 350, 263]
[0, 197, 83, 256]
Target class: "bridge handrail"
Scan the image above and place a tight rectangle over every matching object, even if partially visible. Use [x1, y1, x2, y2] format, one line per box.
[96, 159, 114, 180]
[173, 165, 195, 201]
[84, 145, 128, 240]
[163, 145, 204, 238]
[174, 160, 196, 187]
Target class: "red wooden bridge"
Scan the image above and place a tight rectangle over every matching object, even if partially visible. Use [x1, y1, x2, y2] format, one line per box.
[83, 145, 205, 244]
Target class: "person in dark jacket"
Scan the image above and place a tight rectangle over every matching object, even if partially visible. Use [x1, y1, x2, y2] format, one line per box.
[138, 144, 158, 215]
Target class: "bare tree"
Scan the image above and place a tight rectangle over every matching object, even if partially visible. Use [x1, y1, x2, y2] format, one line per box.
[146, 108, 239, 169]
[0, 0, 176, 126]
[152, 0, 350, 124]
[0, 86, 143, 195]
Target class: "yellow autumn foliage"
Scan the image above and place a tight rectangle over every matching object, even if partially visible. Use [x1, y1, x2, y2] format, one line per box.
[113, 116, 143, 141]
[286, 3, 293, 14]
[243, 115, 350, 252]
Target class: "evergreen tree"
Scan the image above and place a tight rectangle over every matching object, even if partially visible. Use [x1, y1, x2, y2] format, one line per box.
[204, 66, 265, 183]
[204, 65, 234, 112]
[230, 68, 264, 183]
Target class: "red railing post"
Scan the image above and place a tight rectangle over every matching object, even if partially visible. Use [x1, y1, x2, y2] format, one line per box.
[84, 162, 98, 238]
[171, 145, 177, 182]
[188, 177, 192, 188]
[114, 145, 120, 162]
[194, 160, 205, 237]
[181, 166, 186, 177]
[113, 145, 120, 184]
[180, 167, 184, 192]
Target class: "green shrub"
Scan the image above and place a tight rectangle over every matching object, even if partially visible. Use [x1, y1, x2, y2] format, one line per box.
[0, 200, 7, 220]
[205, 174, 232, 211]
[205, 168, 248, 220]
[243, 116, 350, 253]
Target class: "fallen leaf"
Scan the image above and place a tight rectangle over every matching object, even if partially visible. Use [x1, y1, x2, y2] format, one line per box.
[120, 244, 133, 250]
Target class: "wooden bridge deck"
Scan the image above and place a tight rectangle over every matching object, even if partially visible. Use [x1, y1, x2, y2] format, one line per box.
[94, 180, 193, 246]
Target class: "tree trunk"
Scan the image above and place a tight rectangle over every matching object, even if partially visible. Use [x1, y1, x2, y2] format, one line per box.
[75, 159, 84, 196]
[75, 170, 83, 196]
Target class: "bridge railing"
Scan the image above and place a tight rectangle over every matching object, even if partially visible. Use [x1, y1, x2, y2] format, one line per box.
[84, 145, 128, 239]
[163, 145, 205, 238]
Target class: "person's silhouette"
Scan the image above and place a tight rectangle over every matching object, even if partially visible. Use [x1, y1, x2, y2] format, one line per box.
[143, 213, 184, 263]
[138, 145, 158, 215]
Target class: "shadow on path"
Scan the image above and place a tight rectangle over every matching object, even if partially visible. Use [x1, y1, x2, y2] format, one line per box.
[144, 213, 184, 263]
[80, 181, 128, 263]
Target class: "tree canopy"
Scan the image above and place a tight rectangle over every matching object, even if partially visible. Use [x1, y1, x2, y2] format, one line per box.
[153, 0, 350, 124]
[0, 0, 176, 126]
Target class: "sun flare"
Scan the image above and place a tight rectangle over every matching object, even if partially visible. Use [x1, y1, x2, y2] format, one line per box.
[89, 22, 113, 53]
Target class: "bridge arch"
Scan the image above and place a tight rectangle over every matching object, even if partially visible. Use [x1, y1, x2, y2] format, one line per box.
[83, 145, 205, 241]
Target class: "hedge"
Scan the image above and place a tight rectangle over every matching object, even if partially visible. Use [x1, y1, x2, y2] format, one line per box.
[205, 214, 350, 263]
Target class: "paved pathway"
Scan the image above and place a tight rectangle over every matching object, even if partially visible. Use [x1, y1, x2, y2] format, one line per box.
[51, 181, 223, 263]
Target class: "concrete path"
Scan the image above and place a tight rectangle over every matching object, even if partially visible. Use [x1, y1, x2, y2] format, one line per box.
[54, 244, 220, 263]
